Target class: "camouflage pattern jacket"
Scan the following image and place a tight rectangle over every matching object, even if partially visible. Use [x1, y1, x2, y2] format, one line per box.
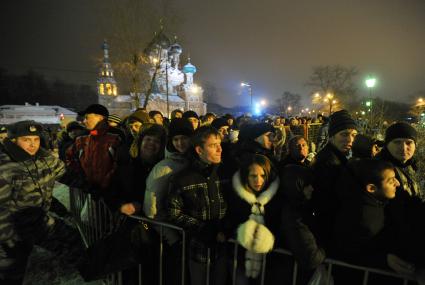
[0, 139, 65, 244]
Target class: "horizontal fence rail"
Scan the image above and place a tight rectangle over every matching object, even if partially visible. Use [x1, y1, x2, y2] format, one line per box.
[69, 187, 417, 285]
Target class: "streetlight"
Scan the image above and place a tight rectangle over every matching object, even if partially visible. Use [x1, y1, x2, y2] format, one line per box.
[324, 93, 336, 114]
[260, 99, 267, 106]
[241, 82, 253, 110]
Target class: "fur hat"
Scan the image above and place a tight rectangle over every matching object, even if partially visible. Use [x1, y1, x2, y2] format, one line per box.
[182, 110, 199, 120]
[108, 114, 122, 125]
[239, 123, 275, 141]
[385, 122, 417, 144]
[328, 110, 357, 137]
[129, 110, 151, 124]
[80, 104, 109, 117]
[7, 120, 43, 139]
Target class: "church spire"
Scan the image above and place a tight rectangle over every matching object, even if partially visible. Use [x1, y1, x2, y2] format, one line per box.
[97, 39, 117, 96]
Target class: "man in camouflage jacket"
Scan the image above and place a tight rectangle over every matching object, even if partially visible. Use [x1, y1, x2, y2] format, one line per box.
[0, 121, 83, 285]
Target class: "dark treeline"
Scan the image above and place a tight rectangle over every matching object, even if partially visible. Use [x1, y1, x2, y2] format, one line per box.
[0, 68, 97, 111]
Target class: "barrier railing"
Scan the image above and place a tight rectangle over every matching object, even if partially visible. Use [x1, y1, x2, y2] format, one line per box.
[69, 187, 417, 285]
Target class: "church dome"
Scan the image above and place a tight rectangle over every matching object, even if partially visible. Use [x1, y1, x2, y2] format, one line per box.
[183, 62, 197, 74]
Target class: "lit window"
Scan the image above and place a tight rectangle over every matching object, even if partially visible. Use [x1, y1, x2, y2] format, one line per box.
[106, 83, 112, 95]
[99, 84, 104, 95]
[113, 85, 117, 96]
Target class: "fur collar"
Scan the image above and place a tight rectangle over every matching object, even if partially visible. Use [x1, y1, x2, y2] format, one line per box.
[232, 171, 279, 216]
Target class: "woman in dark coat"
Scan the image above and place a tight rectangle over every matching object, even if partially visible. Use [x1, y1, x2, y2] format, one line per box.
[223, 154, 282, 284]
[280, 165, 326, 285]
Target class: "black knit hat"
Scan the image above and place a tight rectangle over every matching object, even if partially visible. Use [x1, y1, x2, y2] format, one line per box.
[80, 104, 109, 117]
[168, 118, 194, 138]
[211, 118, 229, 130]
[385, 122, 417, 144]
[149, 110, 163, 118]
[239, 122, 275, 141]
[328, 110, 357, 137]
[7, 120, 43, 139]
[66, 121, 86, 132]
[182, 110, 199, 120]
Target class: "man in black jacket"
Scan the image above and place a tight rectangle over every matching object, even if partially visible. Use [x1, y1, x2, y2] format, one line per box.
[375, 122, 425, 269]
[312, 110, 358, 248]
[167, 126, 229, 285]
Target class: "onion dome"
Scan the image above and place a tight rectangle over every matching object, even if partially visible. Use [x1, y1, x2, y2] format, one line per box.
[183, 58, 197, 74]
[169, 43, 182, 55]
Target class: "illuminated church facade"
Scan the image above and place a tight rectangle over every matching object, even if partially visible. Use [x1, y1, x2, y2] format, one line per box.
[97, 33, 206, 118]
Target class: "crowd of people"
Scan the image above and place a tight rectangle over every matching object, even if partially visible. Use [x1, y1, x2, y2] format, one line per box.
[0, 103, 424, 285]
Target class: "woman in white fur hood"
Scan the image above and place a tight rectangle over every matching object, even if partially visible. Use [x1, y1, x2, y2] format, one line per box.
[223, 154, 283, 283]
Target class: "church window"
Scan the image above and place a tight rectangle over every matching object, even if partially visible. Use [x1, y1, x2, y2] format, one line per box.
[113, 85, 117, 96]
[99, 84, 104, 95]
[106, 83, 112, 95]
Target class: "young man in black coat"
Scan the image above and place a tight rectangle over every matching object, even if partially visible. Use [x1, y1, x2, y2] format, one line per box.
[375, 122, 425, 270]
[167, 126, 229, 285]
[311, 110, 358, 248]
[331, 159, 419, 284]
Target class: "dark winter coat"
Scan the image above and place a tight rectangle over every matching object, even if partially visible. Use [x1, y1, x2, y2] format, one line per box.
[0, 139, 65, 244]
[280, 165, 325, 270]
[311, 142, 348, 248]
[167, 157, 229, 262]
[331, 162, 392, 268]
[375, 148, 425, 263]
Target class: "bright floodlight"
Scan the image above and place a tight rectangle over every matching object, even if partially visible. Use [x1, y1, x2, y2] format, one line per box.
[365, 78, 376, 88]
[241, 82, 250, 87]
[260, 99, 266, 106]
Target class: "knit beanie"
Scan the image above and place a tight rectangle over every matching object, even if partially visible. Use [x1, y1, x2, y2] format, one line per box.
[149, 110, 163, 119]
[211, 118, 229, 130]
[7, 120, 43, 139]
[385, 122, 417, 144]
[239, 123, 275, 141]
[168, 118, 194, 138]
[328, 110, 357, 137]
[129, 110, 151, 124]
[108, 114, 122, 125]
[182, 110, 199, 120]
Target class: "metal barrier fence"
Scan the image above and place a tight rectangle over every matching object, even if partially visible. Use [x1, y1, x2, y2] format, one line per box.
[69, 187, 417, 285]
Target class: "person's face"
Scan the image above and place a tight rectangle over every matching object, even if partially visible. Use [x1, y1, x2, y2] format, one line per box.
[84, 113, 104, 130]
[218, 126, 230, 142]
[196, 134, 222, 164]
[330, 129, 357, 154]
[375, 169, 400, 199]
[109, 121, 118, 127]
[174, 112, 183, 119]
[371, 144, 381, 157]
[227, 118, 234, 126]
[16, 135, 40, 155]
[274, 118, 281, 126]
[206, 116, 215, 125]
[255, 132, 275, 150]
[153, 114, 164, 125]
[387, 138, 416, 163]
[187, 117, 199, 130]
[140, 135, 161, 162]
[291, 138, 309, 160]
[0, 133, 7, 142]
[303, 184, 314, 200]
[172, 135, 191, 153]
[247, 164, 266, 192]
[130, 121, 142, 134]
[290, 119, 299, 126]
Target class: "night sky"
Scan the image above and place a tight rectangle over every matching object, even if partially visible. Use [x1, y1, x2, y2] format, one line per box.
[1, 0, 425, 107]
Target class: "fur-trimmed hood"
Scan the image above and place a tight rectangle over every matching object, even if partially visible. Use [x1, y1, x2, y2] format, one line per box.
[232, 171, 279, 219]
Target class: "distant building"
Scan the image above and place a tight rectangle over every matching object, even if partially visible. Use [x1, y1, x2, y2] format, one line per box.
[0, 103, 77, 126]
[97, 31, 206, 118]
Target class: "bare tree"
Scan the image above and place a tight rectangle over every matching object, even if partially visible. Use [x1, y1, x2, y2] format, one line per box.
[306, 65, 358, 107]
[276, 91, 301, 116]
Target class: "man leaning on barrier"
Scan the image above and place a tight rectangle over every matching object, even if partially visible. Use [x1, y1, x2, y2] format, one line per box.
[167, 126, 230, 285]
